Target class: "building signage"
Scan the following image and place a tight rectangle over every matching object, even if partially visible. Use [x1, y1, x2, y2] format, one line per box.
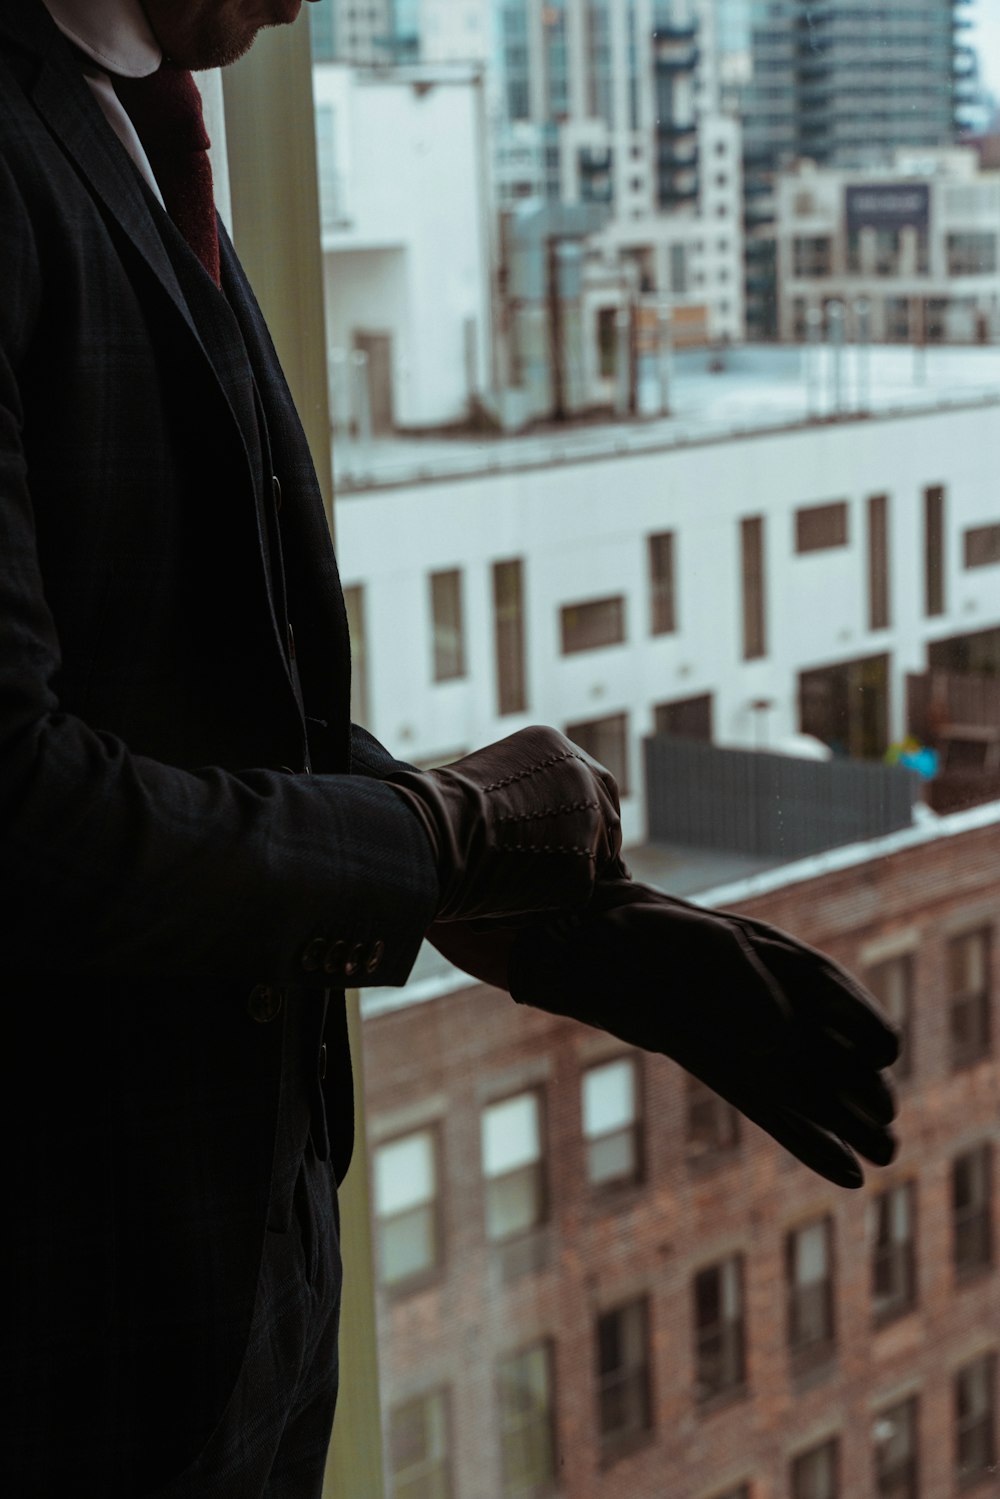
[845, 183, 930, 233]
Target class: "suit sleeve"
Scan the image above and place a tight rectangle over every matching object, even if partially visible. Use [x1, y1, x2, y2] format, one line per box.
[0, 156, 438, 986]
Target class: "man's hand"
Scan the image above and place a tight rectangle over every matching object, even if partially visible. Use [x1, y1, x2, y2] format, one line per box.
[508, 878, 899, 1189]
[387, 726, 624, 923]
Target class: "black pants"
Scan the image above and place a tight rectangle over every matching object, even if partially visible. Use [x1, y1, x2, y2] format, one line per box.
[149, 1143, 342, 1499]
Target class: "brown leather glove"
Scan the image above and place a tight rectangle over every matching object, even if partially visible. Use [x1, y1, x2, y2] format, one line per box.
[387, 726, 624, 923]
[509, 877, 899, 1188]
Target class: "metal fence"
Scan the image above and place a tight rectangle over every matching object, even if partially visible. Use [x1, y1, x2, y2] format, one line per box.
[645, 735, 917, 860]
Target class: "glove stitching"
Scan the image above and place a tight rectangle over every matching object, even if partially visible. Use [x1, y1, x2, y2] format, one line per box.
[496, 843, 597, 857]
[481, 750, 584, 793]
[495, 800, 600, 823]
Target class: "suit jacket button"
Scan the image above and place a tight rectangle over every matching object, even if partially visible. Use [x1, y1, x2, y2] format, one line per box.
[365, 940, 385, 975]
[323, 940, 347, 975]
[248, 984, 283, 1023]
[344, 943, 365, 979]
[301, 936, 328, 973]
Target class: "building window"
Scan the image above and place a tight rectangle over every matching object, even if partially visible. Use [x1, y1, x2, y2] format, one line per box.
[924, 486, 945, 618]
[648, 531, 677, 634]
[740, 516, 767, 660]
[796, 500, 849, 554]
[793, 235, 832, 278]
[343, 582, 369, 726]
[389, 1389, 451, 1499]
[786, 1217, 836, 1370]
[865, 953, 913, 1079]
[952, 1143, 993, 1279]
[693, 1256, 746, 1403]
[873, 1396, 918, 1499]
[560, 596, 626, 654]
[497, 1343, 557, 1499]
[582, 1056, 642, 1190]
[654, 694, 713, 742]
[565, 713, 630, 796]
[686, 1074, 740, 1159]
[964, 524, 1000, 570]
[868, 494, 891, 631]
[375, 1129, 441, 1289]
[595, 1298, 653, 1456]
[670, 242, 687, 295]
[791, 1437, 839, 1499]
[949, 927, 992, 1069]
[870, 1181, 917, 1324]
[597, 306, 618, 378]
[493, 558, 527, 715]
[482, 1092, 545, 1242]
[955, 1352, 997, 1488]
[947, 231, 998, 276]
[430, 569, 466, 681]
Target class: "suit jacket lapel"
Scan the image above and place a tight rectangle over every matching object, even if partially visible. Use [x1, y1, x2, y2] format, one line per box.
[5, 3, 263, 476]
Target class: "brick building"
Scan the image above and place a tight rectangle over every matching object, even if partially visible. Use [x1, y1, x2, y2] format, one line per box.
[362, 806, 1000, 1499]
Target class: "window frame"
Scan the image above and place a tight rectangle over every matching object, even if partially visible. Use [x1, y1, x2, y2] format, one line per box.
[954, 1351, 998, 1490]
[790, 1435, 840, 1499]
[951, 1143, 994, 1281]
[581, 1054, 644, 1193]
[595, 1296, 654, 1462]
[948, 927, 992, 1071]
[559, 594, 627, 655]
[429, 567, 467, 683]
[873, 1394, 919, 1499]
[693, 1255, 748, 1406]
[647, 530, 678, 635]
[481, 1089, 548, 1245]
[388, 1386, 453, 1499]
[870, 1180, 917, 1326]
[786, 1216, 837, 1374]
[496, 1340, 559, 1499]
[374, 1124, 445, 1294]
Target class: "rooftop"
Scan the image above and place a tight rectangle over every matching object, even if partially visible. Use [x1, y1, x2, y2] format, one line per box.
[334, 345, 1000, 493]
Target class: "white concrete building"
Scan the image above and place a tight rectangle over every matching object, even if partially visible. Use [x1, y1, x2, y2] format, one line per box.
[484, 0, 745, 346]
[333, 349, 1000, 846]
[775, 150, 1000, 345]
[313, 64, 495, 432]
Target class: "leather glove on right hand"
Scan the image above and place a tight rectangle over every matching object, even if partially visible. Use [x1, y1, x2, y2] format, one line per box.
[387, 726, 625, 923]
[508, 878, 899, 1189]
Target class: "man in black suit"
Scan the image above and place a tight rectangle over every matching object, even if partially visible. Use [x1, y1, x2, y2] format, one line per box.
[0, 2, 630, 1493]
[0, 2, 899, 1495]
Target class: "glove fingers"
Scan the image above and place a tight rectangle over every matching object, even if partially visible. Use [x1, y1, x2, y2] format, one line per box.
[754, 936, 900, 1068]
[730, 1090, 865, 1188]
[788, 1039, 897, 1128]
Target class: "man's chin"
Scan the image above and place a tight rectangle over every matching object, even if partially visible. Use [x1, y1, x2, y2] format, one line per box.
[177, 25, 264, 71]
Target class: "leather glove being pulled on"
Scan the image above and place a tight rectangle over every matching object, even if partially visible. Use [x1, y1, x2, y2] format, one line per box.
[508, 877, 899, 1189]
[387, 726, 624, 923]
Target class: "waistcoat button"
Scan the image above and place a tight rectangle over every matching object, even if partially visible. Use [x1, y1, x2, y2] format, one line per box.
[247, 984, 283, 1023]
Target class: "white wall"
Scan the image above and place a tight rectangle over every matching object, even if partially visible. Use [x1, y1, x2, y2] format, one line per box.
[335, 402, 1000, 844]
[315, 65, 493, 428]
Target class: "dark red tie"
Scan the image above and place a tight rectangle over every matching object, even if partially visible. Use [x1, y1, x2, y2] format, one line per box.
[115, 64, 221, 287]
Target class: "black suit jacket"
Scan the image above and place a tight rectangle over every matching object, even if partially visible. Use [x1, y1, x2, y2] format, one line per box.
[0, 2, 438, 1490]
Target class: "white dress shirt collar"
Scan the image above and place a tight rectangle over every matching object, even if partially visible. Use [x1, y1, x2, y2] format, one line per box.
[42, 0, 161, 78]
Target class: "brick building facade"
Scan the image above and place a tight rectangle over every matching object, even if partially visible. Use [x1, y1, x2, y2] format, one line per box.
[361, 812, 1000, 1499]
